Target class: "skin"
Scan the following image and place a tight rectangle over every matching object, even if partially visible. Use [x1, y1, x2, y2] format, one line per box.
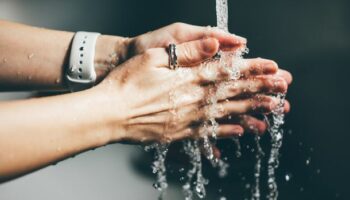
[0, 21, 292, 181]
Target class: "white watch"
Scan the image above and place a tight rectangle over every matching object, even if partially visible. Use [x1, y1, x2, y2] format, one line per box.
[66, 31, 100, 92]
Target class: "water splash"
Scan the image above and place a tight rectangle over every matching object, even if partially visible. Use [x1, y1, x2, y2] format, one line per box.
[265, 93, 286, 200]
[251, 135, 264, 200]
[232, 137, 242, 158]
[150, 143, 169, 200]
[182, 140, 208, 200]
[213, 0, 248, 180]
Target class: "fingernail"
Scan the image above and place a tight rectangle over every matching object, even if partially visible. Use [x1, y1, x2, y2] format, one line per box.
[263, 61, 278, 74]
[274, 78, 288, 93]
[257, 122, 267, 134]
[229, 33, 247, 44]
[253, 96, 275, 113]
[202, 38, 219, 54]
[233, 126, 244, 136]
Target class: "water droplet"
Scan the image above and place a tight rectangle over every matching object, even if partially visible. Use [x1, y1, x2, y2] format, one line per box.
[306, 158, 311, 165]
[28, 53, 34, 59]
[316, 169, 321, 174]
[55, 78, 60, 84]
[2, 58, 7, 63]
[285, 173, 292, 181]
[220, 197, 227, 200]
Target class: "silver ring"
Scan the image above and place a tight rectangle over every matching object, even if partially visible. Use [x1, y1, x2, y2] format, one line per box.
[168, 43, 178, 70]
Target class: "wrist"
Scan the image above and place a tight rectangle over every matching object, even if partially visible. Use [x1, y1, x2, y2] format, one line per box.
[84, 85, 127, 143]
[94, 35, 131, 83]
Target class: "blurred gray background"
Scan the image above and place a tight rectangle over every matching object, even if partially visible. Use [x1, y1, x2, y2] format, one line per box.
[0, 0, 349, 199]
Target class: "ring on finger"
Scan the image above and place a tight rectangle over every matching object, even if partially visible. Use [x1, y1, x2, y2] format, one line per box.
[168, 43, 178, 70]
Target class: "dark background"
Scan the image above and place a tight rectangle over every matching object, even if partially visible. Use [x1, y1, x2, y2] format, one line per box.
[0, 0, 349, 199]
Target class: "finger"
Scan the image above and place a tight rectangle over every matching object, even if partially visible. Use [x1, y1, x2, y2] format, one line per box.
[193, 57, 279, 84]
[276, 69, 293, 85]
[154, 37, 220, 67]
[206, 95, 288, 118]
[167, 23, 247, 50]
[237, 115, 267, 134]
[170, 124, 243, 142]
[215, 124, 244, 138]
[212, 145, 221, 159]
[215, 76, 288, 100]
[240, 58, 279, 78]
[284, 99, 291, 113]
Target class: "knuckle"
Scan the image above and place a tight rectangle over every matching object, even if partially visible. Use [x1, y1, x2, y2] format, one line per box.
[277, 79, 288, 93]
[261, 77, 274, 91]
[181, 45, 195, 63]
[142, 49, 157, 62]
[270, 60, 279, 69]
[172, 22, 186, 29]
[264, 59, 279, 72]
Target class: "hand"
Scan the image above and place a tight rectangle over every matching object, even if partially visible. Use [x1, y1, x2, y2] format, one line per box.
[96, 22, 288, 138]
[93, 38, 290, 144]
[127, 22, 247, 56]
[94, 23, 246, 82]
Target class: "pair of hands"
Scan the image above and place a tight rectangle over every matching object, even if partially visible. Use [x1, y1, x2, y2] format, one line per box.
[91, 23, 292, 144]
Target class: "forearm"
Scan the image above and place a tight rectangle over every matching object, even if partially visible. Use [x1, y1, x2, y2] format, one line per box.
[0, 87, 120, 179]
[0, 20, 129, 91]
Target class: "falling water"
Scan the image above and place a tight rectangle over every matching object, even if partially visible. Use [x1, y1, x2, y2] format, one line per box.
[251, 135, 264, 200]
[265, 93, 286, 200]
[215, 0, 248, 160]
[182, 140, 208, 200]
[215, 1, 287, 200]
[146, 143, 169, 200]
[216, 0, 229, 32]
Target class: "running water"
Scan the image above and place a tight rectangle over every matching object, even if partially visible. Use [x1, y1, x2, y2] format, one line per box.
[216, 0, 229, 32]
[215, 0, 248, 160]
[215, 1, 287, 200]
[251, 135, 264, 200]
[145, 143, 169, 200]
[182, 140, 208, 200]
[265, 93, 286, 200]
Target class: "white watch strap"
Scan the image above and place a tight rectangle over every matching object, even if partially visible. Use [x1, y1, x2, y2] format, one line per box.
[66, 31, 100, 92]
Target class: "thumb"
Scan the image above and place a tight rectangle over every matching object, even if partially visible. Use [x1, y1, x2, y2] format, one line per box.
[176, 37, 219, 66]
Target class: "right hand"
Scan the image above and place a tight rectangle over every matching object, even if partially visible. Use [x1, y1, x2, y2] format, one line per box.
[94, 38, 290, 144]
